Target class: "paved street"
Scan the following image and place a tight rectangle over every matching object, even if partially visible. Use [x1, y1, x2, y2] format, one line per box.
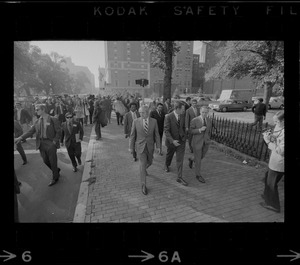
[82, 116, 284, 223]
[14, 124, 93, 223]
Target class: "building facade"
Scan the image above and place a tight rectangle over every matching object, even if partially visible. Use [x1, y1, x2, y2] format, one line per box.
[191, 54, 205, 94]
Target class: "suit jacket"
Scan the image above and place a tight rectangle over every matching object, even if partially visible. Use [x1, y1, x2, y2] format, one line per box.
[190, 116, 212, 156]
[150, 109, 165, 136]
[14, 120, 23, 138]
[124, 111, 140, 136]
[21, 115, 61, 150]
[164, 111, 186, 145]
[185, 106, 200, 130]
[129, 117, 160, 155]
[61, 120, 84, 148]
[14, 108, 31, 124]
[163, 102, 172, 114]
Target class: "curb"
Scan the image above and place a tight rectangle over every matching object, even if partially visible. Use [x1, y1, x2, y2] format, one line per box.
[73, 125, 96, 223]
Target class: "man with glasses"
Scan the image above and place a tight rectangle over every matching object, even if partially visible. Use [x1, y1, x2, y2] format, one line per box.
[15, 104, 62, 186]
[61, 112, 84, 172]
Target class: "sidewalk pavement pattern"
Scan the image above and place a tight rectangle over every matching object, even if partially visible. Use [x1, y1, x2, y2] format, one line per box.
[74, 119, 284, 223]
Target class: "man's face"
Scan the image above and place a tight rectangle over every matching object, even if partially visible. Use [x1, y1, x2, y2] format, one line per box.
[130, 105, 136, 112]
[15, 104, 21, 109]
[157, 105, 163, 112]
[200, 108, 209, 119]
[192, 101, 197, 108]
[140, 109, 149, 119]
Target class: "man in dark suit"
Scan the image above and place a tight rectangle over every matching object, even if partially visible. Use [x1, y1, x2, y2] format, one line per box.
[164, 101, 188, 186]
[129, 105, 160, 195]
[54, 97, 67, 125]
[61, 112, 84, 172]
[189, 106, 212, 183]
[185, 99, 200, 153]
[163, 98, 172, 114]
[150, 103, 165, 155]
[15, 103, 62, 186]
[124, 102, 140, 161]
[14, 119, 27, 165]
[14, 102, 32, 142]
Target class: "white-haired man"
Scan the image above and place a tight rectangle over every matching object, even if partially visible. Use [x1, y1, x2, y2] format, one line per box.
[129, 105, 160, 195]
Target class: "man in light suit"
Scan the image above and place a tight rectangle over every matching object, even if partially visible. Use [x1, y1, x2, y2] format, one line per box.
[124, 102, 140, 161]
[129, 105, 160, 195]
[15, 104, 61, 186]
[185, 99, 200, 153]
[61, 112, 84, 172]
[189, 106, 212, 183]
[164, 101, 188, 186]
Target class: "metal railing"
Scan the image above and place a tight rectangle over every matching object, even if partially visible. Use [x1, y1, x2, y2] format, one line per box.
[210, 113, 272, 163]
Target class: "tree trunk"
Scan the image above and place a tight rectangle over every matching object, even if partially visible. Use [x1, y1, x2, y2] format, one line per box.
[163, 41, 173, 102]
[263, 81, 275, 110]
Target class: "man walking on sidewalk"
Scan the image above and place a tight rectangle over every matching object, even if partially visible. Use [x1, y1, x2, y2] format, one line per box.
[251, 98, 267, 131]
[164, 101, 188, 186]
[15, 103, 61, 186]
[185, 98, 200, 153]
[124, 102, 140, 161]
[129, 105, 160, 195]
[189, 106, 212, 183]
[61, 112, 84, 172]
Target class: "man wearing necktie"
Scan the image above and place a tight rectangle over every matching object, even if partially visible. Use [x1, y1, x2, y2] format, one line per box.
[150, 103, 165, 155]
[189, 106, 212, 183]
[15, 104, 62, 186]
[124, 102, 140, 161]
[129, 105, 160, 195]
[185, 99, 200, 153]
[164, 101, 188, 186]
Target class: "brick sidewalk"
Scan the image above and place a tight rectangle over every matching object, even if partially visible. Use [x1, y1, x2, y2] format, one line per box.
[83, 119, 284, 223]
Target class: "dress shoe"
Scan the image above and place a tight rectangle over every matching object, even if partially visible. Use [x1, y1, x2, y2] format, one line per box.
[196, 175, 206, 183]
[164, 165, 170, 172]
[77, 158, 82, 165]
[72, 167, 77, 172]
[22, 161, 27, 165]
[142, 185, 148, 195]
[259, 202, 280, 213]
[177, 178, 188, 186]
[48, 178, 59, 187]
[188, 158, 193, 169]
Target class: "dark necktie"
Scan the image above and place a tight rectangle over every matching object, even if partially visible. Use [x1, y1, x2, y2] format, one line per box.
[68, 122, 72, 134]
[144, 119, 148, 134]
[40, 117, 44, 138]
[177, 116, 180, 127]
[203, 118, 207, 126]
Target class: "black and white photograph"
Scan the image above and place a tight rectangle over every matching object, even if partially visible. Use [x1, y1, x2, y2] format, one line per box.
[14, 40, 285, 223]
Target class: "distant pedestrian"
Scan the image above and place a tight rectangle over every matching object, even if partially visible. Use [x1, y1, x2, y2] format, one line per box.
[150, 103, 165, 155]
[74, 98, 85, 127]
[260, 111, 284, 213]
[164, 101, 188, 186]
[15, 104, 62, 187]
[251, 98, 267, 130]
[14, 119, 27, 165]
[163, 98, 172, 114]
[92, 101, 103, 140]
[124, 102, 140, 161]
[189, 106, 212, 184]
[113, 97, 126, 125]
[185, 97, 192, 111]
[88, 96, 95, 124]
[61, 112, 83, 172]
[129, 105, 160, 195]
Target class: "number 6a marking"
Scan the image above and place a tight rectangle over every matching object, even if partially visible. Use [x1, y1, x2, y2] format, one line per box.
[22, 251, 32, 262]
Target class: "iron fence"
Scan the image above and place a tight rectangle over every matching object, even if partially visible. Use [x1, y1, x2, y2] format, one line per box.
[210, 113, 273, 163]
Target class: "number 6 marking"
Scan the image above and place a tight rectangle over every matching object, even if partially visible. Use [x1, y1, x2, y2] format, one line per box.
[22, 251, 32, 262]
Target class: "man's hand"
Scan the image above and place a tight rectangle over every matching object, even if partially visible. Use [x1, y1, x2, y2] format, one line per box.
[199, 126, 206, 133]
[125, 134, 129, 138]
[15, 137, 22, 145]
[173, 140, 180, 147]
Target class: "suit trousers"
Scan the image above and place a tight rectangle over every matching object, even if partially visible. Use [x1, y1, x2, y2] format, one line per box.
[165, 140, 185, 179]
[39, 140, 60, 180]
[193, 142, 209, 176]
[67, 141, 82, 167]
[16, 142, 27, 163]
[251, 115, 263, 129]
[188, 132, 193, 151]
[89, 110, 94, 124]
[138, 145, 153, 186]
[95, 122, 102, 138]
[116, 112, 123, 125]
[263, 168, 284, 211]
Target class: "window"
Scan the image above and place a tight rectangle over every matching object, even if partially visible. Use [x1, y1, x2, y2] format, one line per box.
[128, 80, 130, 86]
[141, 58, 144, 62]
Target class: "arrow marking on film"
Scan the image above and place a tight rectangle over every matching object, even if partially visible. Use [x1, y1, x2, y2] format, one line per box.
[0, 250, 17, 262]
[128, 250, 155, 262]
[277, 250, 300, 262]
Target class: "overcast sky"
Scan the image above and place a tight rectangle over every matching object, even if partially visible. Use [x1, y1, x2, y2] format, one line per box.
[30, 41, 105, 87]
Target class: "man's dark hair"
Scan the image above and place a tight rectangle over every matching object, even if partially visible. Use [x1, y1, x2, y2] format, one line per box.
[174, 100, 184, 110]
[186, 97, 191, 101]
[259, 98, 263, 102]
[157, 103, 163, 107]
[129, 102, 137, 108]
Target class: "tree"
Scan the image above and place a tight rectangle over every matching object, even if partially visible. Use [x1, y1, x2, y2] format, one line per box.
[205, 41, 284, 107]
[144, 41, 180, 102]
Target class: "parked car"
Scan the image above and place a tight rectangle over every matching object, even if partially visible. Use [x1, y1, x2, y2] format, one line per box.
[268, 97, 284, 109]
[210, 99, 252, 112]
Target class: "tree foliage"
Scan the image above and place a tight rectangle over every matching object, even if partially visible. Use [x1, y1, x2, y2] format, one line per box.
[144, 41, 180, 101]
[205, 41, 284, 106]
[14, 42, 91, 96]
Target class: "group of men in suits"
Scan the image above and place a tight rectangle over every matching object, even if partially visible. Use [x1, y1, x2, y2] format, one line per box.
[15, 104, 84, 187]
[128, 99, 212, 195]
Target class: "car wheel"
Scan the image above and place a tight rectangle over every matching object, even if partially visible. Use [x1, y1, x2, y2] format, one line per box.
[222, 107, 227, 112]
[243, 107, 247, 111]
[280, 104, 284, 109]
